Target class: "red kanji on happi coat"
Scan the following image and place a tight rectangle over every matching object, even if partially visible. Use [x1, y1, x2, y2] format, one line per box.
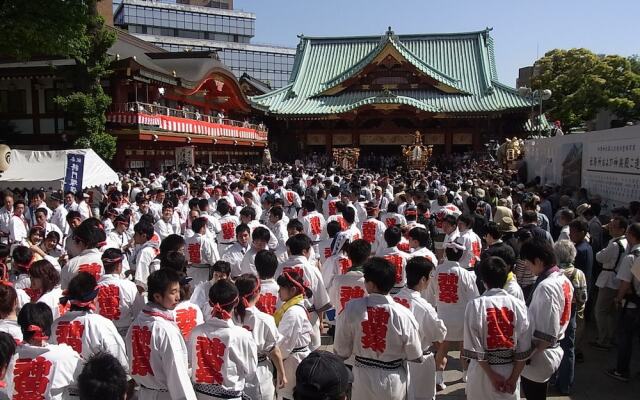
[323, 247, 332, 259]
[12, 356, 52, 400]
[397, 242, 410, 252]
[328, 201, 337, 216]
[339, 286, 365, 311]
[361, 307, 390, 353]
[187, 243, 202, 264]
[97, 285, 121, 320]
[338, 258, 352, 275]
[55, 321, 84, 354]
[383, 255, 403, 284]
[78, 263, 102, 281]
[470, 241, 481, 267]
[256, 293, 277, 315]
[195, 337, 226, 384]
[560, 281, 573, 325]
[438, 273, 459, 303]
[385, 218, 397, 228]
[362, 222, 377, 244]
[337, 216, 347, 231]
[486, 307, 515, 350]
[58, 302, 70, 317]
[286, 192, 295, 204]
[310, 216, 322, 236]
[221, 222, 236, 241]
[176, 307, 198, 339]
[393, 297, 410, 309]
[131, 326, 153, 376]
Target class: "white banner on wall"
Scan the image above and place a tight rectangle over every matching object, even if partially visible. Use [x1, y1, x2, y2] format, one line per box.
[524, 125, 640, 209]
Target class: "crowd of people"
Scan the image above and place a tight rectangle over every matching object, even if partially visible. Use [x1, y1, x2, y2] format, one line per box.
[0, 156, 637, 400]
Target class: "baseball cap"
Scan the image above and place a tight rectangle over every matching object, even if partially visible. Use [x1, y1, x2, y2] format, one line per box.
[295, 351, 353, 400]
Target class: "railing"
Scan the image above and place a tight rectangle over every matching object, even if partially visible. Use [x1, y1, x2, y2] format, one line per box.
[106, 102, 268, 142]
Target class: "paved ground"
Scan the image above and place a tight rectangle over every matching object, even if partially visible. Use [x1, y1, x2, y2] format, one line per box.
[321, 322, 640, 399]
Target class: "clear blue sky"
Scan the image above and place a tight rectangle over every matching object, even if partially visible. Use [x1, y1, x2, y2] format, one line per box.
[235, 0, 639, 86]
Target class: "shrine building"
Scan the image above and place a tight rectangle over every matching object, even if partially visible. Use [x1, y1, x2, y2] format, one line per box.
[251, 28, 536, 158]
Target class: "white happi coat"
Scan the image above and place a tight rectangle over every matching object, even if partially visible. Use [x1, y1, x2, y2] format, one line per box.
[522, 270, 573, 383]
[276, 255, 331, 350]
[334, 293, 423, 400]
[503, 272, 525, 303]
[191, 280, 214, 316]
[322, 196, 340, 219]
[246, 220, 279, 250]
[463, 288, 532, 400]
[302, 211, 326, 244]
[393, 287, 447, 400]
[0, 319, 23, 343]
[317, 238, 333, 265]
[434, 260, 479, 341]
[37, 286, 68, 320]
[221, 242, 249, 278]
[233, 306, 280, 400]
[125, 304, 196, 400]
[6, 343, 84, 400]
[270, 220, 289, 262]
[133, 241, 160, 290]
[189, 317, 257, 400]
[216, 214, 239, 254]
[8, 215, 28, 244]
[276, 298, 312, 400]
[96, 274, 145, 336]
[172, 300, 204, 343]
[51, 205, 69, 237]
[376, 246, 410, 289]
[61, 248, 104, 289]
[410, 247, 438, 264]
[458, 228, 483, 270]
[321, 254, 353, 292]
[256, 278, 279, 316]
[329, 269, 366, 315]
[239, 246, 266, 277]
[154, 218, 181, 241]
[359, 217, 387, 255]
[50, 310, 128, 371]
[185, 233, 220, 285]
[381, 212, 407, 228]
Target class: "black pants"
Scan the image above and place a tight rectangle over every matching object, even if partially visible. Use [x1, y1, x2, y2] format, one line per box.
[521, 377, 548, 400]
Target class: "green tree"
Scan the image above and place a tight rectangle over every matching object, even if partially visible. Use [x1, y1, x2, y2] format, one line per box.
[0, 0, 116, 160]
[532, 49, 640, 132]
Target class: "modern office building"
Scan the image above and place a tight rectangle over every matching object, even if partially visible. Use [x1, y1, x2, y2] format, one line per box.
[114, 0, 296, 89]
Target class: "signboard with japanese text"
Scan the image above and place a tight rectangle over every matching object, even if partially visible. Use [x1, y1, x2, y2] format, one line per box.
[63, 154, 85, 194]
[582, 138, 640, 207]
[175, 146, 195, 168]
[524, 125, 640, 210]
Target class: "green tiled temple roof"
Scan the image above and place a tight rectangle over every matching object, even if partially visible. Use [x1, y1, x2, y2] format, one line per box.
[251, 28, 535, 116]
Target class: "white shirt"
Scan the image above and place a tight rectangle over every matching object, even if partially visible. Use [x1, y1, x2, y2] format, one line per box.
[302, 211, 326, 243]
[62, 248, 104, 289]
[329, 269, 366, 315]
[189, 317, 257, 394]
[50, 205, 69, 237]
[221, 243, 250, 278]
[50, 310, 128, 371]
[458, 228, 483, 269]
[376, 246, 410, 288]
[125, 304, 196, 399]
[6, 343, 83, 400]
[172, 300, 204, 343]
[96, 274, 145, 334]
[596, 236, 627, 290]
[153, 218, 181, 241]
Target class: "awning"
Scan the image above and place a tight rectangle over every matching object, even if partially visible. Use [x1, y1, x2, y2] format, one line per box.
[0, 149, 119, 191]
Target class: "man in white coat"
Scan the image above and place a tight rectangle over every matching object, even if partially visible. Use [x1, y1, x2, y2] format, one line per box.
[334, 256, 422, 400]
[462, 256, 531, 400]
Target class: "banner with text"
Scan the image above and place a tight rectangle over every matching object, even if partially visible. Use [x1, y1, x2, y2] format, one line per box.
[63, 153, 85, 194]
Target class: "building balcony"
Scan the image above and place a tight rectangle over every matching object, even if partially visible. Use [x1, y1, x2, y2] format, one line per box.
[106, 102, 267, 146]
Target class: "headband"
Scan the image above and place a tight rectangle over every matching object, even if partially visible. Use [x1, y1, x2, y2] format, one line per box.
[14, 255, 35, 271]
[102, 255, 124, 264]
[60, 287, 100, 311]
[209, 296, 239, 320]
[241, 279, 261, 308]
[283, 271, 308, 297]
[27, 325, 48, 341]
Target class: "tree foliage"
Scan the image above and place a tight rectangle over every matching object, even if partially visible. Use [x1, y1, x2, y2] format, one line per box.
[532, 49, 640, 132]
[0, 0, 117, 160]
